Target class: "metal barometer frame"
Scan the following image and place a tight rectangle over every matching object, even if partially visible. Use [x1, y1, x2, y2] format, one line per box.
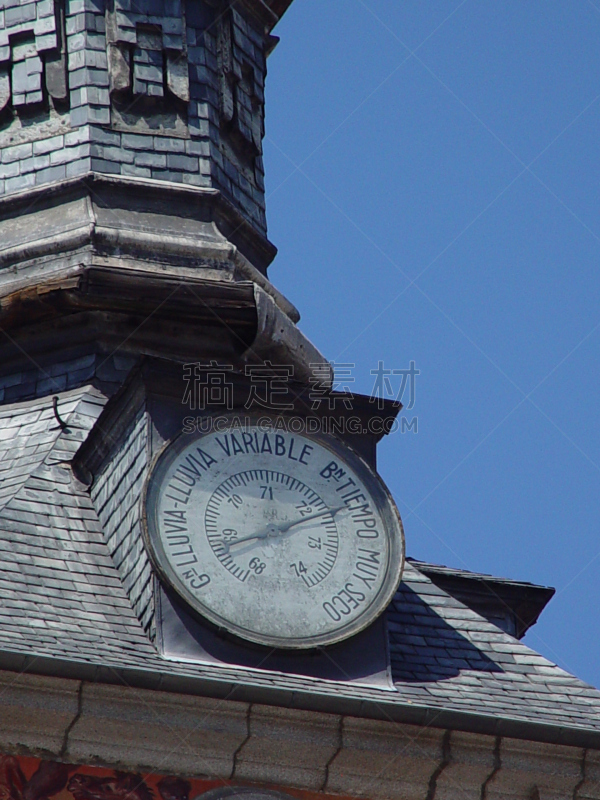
[142, 413, 405, 649]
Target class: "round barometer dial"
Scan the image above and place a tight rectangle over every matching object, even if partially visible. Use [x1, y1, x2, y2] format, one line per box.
[143, 416, 405, 649]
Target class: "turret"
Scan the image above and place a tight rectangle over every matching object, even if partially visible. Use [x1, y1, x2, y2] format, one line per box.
[0, 0, 294, 242]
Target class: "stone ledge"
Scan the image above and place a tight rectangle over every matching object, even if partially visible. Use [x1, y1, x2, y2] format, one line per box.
[0, 266, 331, 391]
[434, 730, 497, 800]
[234, 705, 341, 790]
[0, 173, 279, 285]
[0, 668, 596, 800]
[0, 671, 80, 757]
[579, 749, 600, 799]
[65, 682, 249, 779]
[485, 737, 584, 800]
[326, 717, 446, 800]
[0, 172, 299, 324]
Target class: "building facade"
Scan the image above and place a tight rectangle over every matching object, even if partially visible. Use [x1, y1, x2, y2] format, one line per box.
[1, 2, 600, 799]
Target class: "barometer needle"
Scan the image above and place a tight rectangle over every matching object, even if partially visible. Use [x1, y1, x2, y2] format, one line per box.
[279, 505, 346, 532]
[219, 505, 346, 553]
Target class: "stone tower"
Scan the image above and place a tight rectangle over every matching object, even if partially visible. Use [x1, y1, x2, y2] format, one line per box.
[0, 0, 328, 402]
[1, 0, 285, 240]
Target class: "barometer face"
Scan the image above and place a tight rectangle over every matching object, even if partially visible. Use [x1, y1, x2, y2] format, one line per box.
[143, 415, 405, 649]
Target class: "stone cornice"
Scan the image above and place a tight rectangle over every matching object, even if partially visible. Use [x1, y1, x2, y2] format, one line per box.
[0, 173, 280, 283]
[0, 670, 596, 800]
[0, 655, 599, 755]
[0, 173, 299, 322]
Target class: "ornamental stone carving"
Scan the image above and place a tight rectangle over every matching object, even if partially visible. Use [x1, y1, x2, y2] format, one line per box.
[105, 0, 190, 134]
[217, 8, 264, 159]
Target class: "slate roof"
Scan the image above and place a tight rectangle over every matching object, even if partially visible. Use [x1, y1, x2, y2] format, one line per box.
[406, 558, 555, 639]
[1, 386, 600, 747]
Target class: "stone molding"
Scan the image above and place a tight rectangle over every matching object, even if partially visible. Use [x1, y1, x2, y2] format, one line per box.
[485, 738, 584, 800]
[198, 790, 297, 800]
[0, 670, 597, 799]
[234, 706, 340, 790]
[580, 750, 600, 800]
[433, 730, 496, 800]
[0, 173, 281, 286]
[327, 717, 446, 800]
[67, 682, 249, 779]
[0, 172, 300, 329]
[0, 670, 79, 758]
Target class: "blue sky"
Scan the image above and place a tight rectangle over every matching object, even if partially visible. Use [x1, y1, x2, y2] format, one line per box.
[262, 1, 600, 688]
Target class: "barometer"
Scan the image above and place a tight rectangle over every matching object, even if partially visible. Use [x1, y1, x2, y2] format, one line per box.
[143, 415, 404, 648]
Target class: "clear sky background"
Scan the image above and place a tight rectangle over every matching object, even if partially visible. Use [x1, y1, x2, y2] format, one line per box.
[261, 1, 600, 689]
